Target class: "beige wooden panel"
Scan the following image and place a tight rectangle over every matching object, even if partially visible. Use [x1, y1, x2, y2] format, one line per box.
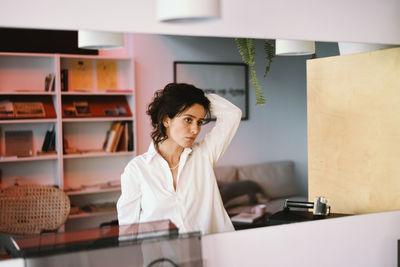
[307, 47, 400, 214]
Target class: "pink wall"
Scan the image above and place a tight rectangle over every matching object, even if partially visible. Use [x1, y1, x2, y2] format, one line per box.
[131, 34, 175, 154]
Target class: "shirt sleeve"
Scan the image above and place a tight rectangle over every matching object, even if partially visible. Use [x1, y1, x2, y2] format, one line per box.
[116, 162, 142, 225]
[202, 93, 242, 164]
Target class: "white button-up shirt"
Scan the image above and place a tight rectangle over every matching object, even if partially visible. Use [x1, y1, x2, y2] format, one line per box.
[117, 93, 242, 235]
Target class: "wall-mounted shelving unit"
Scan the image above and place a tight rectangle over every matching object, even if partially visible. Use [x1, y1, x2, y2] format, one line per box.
[0, 52, 136, 231]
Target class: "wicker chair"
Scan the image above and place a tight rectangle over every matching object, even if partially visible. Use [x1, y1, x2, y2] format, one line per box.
[0, 184, 71, 235]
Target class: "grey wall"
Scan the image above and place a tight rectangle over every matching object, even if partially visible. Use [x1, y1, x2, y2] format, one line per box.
[133, 34, 339, 196]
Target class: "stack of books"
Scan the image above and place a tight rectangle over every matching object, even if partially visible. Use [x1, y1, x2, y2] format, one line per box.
[102, 121, 133, 152]
[230, 212, 264, 224]
[230, 204, 267, 224]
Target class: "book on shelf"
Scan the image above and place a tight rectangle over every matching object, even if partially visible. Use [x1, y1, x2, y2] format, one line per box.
[0, 100, 14, 119]
[103, 122, 123, 152]
[102, 130, 111, 151]
[60, 69, 69, 91]
[13, 102, 46, 118]
[96, 60, 118, 90]
[5, 130, 33, 157]
[71, 59, 93, 91]
[103, 105, 129, 117]
[63, 106, 76, 116]
[103, 105, 128, 116]
[230, 212, 264, 224]
[106, 126, 118, 153]
[73, 101, 91, 117]
[127, 121, 134, 151]
[117, 122, 129, 152]
[44, 73, 55, 92]
[102, 121, 133, 153]
[113, 123, 124, 152]
[41, 126, 56, 152]
[104, 130, 116, 152]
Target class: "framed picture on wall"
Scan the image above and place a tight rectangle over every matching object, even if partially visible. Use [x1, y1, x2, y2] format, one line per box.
[174, 61, 249, 120]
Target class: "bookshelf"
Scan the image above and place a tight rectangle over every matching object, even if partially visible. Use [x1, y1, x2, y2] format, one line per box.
[0, 52, 136, 231]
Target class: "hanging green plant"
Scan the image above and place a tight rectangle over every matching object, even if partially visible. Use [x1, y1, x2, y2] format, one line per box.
[235, 38, 275, 106]
[264, 40, 275, 77]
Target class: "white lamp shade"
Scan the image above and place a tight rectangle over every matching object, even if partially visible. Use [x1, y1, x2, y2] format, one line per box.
[276, 40, 315, 56]
[338, 42, 397, 55]
[78, 31, 124, 50]
[157, 0, 220, 22]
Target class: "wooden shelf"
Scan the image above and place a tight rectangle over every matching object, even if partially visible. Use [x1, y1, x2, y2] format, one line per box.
[0, 91, 56, 95]
[63, 151, 134, 159]
[62, 117, 133, 123]
[66, 187, 121, 196]
[61, 90, 134, 96]
[0, 118, 57, 124]
[0, 154, 58, 163]
[68, 210, 117, 219]
[0, 52, 56, 58]
[60, 54, 132, 60]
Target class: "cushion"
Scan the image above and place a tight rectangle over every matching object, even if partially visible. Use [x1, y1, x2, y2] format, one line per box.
[237, 161, 298, 199]
[219, 180, 267, 208]
[214, 165, 238, 187]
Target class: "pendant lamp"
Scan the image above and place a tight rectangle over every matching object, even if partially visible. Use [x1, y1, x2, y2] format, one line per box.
[78, 30, 124, 50]
[157, 0, 220, 22]
[275, 40, 315, 56]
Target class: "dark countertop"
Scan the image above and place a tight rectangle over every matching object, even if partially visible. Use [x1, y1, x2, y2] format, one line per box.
[233, 210, 350, 230]
[2, 220, 201, 258]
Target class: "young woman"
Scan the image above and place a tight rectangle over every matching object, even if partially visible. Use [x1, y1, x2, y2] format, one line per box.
[117, 83, 241, 235]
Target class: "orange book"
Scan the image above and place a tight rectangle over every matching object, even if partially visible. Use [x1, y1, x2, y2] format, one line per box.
[105, 122, 122, 152]
[117, 122, 129, 152]
[112, 123, 124, 152]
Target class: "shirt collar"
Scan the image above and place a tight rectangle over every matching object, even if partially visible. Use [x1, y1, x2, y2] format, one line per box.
[146, 142, 192, 163]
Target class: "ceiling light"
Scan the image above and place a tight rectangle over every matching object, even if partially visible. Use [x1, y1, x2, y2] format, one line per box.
[78, 31, 124, 50]
[275, 40, 315, 56]
[157, 0, 220, 22]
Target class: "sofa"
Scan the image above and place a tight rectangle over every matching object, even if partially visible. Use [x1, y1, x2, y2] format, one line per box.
[214, 161, 307, 216]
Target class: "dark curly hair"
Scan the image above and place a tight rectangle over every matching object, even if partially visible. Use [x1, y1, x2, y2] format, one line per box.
[147, 83, 211, 146]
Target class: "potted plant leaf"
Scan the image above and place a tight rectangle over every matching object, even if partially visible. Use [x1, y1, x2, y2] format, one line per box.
[235, 38, 275, 106]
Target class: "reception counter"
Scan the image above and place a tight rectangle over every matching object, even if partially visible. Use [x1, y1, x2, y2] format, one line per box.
[202, 210, 400, 266]
[1, 220, 203, 267]
[2, 210, 400, 266]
